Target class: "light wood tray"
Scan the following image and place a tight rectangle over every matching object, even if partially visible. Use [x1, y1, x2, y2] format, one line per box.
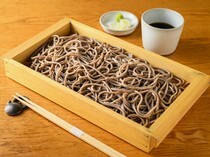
[3, 18, 210, 152]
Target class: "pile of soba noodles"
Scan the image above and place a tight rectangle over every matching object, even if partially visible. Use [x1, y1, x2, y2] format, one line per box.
[29, 33, 188, 127]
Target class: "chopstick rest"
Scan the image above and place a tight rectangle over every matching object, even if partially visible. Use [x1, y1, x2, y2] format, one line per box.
[12, 93, 126, 157]
[4, 96, 28, 116]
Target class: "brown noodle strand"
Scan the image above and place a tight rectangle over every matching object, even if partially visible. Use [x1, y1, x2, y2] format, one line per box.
[29, 33, 188, 127]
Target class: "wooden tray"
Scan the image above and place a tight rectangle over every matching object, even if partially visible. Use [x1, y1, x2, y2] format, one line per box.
[3, 18, 210, 152]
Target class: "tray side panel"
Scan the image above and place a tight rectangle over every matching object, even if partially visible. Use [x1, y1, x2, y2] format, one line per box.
[149, 74, 210, 147]
[4, 58, 154, 152]
[3, 18, 71, 63]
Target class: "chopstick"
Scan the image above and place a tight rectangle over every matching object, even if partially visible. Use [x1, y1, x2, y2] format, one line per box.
[13, 93, 126, 157]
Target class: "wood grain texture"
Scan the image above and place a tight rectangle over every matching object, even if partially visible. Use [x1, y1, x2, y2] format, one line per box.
[0, 0, 210, 157]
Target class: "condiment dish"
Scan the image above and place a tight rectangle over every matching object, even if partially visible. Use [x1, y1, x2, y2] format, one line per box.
[99, 11, 139, 36]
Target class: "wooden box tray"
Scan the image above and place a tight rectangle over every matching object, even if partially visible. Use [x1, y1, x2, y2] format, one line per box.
[3, 18, 210, 152]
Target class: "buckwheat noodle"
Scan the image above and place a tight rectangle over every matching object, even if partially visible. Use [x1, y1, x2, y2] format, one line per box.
[29, 34, 188, 127]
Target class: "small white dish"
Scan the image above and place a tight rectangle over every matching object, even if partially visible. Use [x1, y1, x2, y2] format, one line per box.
[99, 11, 139, 36]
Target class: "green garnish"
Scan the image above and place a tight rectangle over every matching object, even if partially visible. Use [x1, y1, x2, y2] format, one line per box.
[107, 13, 131, 30]
[115, 13, 124, 22]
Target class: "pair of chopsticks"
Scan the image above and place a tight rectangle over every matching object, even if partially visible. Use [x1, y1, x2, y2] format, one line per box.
[13, 93, 126, 157]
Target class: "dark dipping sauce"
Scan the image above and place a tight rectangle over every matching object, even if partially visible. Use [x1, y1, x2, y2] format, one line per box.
[149, 22, 175, 29]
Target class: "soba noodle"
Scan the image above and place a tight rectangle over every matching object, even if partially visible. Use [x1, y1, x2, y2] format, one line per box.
[29, 33, 188, 127]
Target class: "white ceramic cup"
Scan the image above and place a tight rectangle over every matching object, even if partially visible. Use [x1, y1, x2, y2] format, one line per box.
[141, 8, 184, 55]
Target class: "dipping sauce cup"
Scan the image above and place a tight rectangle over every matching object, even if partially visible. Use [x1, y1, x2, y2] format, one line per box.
[141, 8, 184, 55]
